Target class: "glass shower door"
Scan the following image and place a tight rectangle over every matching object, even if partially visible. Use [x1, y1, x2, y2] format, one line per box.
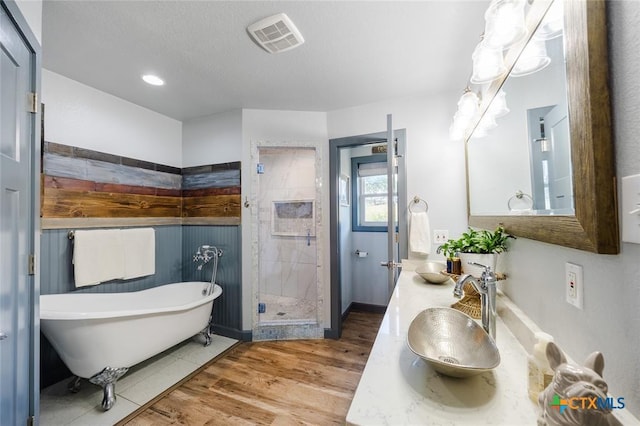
[256, 147, 318, 324]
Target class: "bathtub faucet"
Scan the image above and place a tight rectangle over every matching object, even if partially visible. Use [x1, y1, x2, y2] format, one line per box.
[193, 245, 223, 295]
[193, 245, 223, 270]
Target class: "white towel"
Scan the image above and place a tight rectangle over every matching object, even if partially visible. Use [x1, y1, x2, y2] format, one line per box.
[73, 229, 125, 287]
[122, 228, 156, 279]
[409, 211, 431, 255]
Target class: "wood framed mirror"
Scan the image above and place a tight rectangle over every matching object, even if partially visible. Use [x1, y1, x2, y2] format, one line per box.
[466, 0, 618, 254]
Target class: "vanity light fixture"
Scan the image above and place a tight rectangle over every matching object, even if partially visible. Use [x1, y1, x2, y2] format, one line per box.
[142, 74, 164, 86]
[511, 39, 551, 77]
[483, 0, 527, 49]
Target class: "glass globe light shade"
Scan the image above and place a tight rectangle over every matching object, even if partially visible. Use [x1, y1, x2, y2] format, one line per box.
[470, 42, 507, 84]
[456, 90, 480, 118]
[511, 39, 551, 77]
[449, 122, 466, 141]
[483, 0, 527, 49]
[477, 112, 498, 132]
[534, 0, 564, 41]
[486, 89, 510, 118]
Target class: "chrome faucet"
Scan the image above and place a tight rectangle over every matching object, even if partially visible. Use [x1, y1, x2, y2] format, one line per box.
[453, 262, 497, 341]
[193, 245, 223, 296]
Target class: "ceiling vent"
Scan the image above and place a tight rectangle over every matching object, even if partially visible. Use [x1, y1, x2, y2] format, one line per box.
[247, 13, 305, 54]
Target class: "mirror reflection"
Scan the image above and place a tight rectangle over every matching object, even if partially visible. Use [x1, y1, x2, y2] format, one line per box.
[467, 0, 572, 216]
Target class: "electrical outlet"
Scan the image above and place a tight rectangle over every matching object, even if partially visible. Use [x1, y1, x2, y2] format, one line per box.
[565, 262, 583, 309]
[434, 229, 449, 244]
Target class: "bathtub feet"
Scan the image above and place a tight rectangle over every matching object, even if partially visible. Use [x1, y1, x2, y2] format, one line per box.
[89, 367, 129, 411]
[67, 376, 82, 393]
[201, 328, 212, 347]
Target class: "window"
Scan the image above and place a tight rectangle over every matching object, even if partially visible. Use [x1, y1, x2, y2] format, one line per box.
[351, 155, 397, 232]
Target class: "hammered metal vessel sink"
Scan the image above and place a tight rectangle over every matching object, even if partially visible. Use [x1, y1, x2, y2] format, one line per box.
[407, 307, 500, 378]
[415, 262, 449, 284]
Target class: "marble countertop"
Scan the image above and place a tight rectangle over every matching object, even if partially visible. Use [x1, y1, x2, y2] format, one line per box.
[346, 269, 539, 425]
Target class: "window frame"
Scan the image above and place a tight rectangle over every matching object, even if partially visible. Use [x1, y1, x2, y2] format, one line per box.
[351, 154, 394, 232]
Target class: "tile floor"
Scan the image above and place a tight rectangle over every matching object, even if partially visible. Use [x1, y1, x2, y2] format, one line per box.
[259, 293, 317, 322]
[39, 334, 237, 426]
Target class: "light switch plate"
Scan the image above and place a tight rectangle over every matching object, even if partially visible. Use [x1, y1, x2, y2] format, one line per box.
[621, 174, 640, 244]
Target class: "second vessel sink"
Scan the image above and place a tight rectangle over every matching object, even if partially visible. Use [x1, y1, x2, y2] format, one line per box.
[407, 307, 500, 378]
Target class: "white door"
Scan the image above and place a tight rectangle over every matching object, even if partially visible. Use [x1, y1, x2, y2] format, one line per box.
[0, 4, 35, 424]
[382, 114, 400, 295]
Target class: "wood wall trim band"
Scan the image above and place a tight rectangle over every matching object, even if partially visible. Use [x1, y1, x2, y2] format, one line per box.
[182, 170, 241, 190]
[182, 161, 241, 175]
[41, 217, 241, 229]
[42, 187, 182, 218]
[181, 217, 241, 226]
[182, 194, 241, 218]
[43, 175, 182, 197]
[182, 186, 241, 197]
[41, 217, 184, 229]
[44, 141, 182, 175]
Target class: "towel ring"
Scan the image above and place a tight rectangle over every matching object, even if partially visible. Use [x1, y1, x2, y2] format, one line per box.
[408, 196, 428, 213]
[507, 191, 534, 211]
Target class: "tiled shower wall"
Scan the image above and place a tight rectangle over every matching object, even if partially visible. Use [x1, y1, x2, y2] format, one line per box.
[258, 148, 317, 306]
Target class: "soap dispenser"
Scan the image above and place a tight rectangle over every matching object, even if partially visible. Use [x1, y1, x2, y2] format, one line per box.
[528, 331, 554, 404]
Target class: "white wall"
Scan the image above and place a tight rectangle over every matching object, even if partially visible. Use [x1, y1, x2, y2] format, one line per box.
[501, 2, 640, 418]
[327, 92, 469, 257]
[241, 109, 329, 329]
[339, 147, 353, 314]
[16, 0, 42, 44]
[182, 109, 242, 167]
[42, 70, 182, 166]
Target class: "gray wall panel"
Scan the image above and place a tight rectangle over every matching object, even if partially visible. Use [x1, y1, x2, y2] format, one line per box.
[182, 226, 242, 331]
[40, 226, 183, 295]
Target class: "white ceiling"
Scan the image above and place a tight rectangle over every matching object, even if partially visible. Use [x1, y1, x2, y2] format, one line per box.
[42, 1, 489, 122]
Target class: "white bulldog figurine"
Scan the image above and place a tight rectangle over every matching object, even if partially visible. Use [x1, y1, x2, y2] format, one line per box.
[538, 342, 611, 426]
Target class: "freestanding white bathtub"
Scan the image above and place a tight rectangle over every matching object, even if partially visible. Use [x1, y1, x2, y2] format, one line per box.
[40, 281, 222, 410]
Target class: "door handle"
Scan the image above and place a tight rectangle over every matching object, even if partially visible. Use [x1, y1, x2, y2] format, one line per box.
[380, 261, 402, 270]
[0, 332, 7, 341]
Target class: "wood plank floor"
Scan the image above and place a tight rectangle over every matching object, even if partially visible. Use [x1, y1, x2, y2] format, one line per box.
[122, 311, 384, 425]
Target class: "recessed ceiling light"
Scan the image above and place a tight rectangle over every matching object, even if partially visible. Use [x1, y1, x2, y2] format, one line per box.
[142, 74, 164, 86]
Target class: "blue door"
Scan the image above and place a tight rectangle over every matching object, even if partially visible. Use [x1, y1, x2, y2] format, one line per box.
[0, 3, 35, 424]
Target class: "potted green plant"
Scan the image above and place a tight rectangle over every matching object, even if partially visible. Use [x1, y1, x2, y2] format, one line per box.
[438, 226, 514, 276]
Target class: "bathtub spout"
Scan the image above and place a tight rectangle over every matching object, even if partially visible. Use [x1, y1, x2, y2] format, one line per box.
[89, 367, 129, 411]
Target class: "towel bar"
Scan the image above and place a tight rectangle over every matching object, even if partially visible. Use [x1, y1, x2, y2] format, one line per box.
[408, 196, 428, 213]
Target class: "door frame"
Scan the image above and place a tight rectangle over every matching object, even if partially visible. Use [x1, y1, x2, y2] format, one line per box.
[328, 129, 407, 338]
[1, 0, 41, 422]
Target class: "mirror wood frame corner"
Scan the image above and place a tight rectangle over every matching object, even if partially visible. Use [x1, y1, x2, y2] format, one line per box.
[468, 0, 619, 254]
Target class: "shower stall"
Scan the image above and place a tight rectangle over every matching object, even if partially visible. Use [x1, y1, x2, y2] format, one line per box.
[251, 142, 324, 340]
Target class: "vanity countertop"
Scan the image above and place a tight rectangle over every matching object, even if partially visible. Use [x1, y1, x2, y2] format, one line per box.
[346, 269, 539, 425]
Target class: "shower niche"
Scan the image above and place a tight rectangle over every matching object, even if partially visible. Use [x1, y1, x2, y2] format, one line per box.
[271, 200, 315, 237]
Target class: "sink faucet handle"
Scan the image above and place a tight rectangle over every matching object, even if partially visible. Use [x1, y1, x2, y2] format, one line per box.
[468, 261, 490, 270]
[468, 262, 496, 278]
